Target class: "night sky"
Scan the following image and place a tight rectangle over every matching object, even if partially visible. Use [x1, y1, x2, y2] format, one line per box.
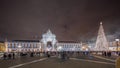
[0, 0, 120, 42]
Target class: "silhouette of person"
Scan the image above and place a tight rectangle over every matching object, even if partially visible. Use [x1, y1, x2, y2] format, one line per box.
[3, 53, 7, 60]
[8, 53, 12, 59]
[12, 53, 15, 59]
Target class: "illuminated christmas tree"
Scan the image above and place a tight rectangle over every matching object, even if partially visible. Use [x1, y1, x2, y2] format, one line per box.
[95, 22, 109, 51]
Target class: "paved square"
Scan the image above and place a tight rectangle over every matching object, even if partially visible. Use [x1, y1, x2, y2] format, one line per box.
[0, 55, 115, 68]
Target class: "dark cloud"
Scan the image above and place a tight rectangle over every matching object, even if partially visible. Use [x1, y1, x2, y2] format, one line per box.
[0, 0, 120, 41]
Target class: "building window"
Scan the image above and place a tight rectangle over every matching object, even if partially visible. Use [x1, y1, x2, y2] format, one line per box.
[28, 43, 30, 48]
[33, 44, 36, 48]
[8, 44, 11, 48]
[12, 44, 14, 48]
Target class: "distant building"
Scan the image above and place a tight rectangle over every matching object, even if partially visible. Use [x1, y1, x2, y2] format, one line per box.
[5, 30, 84, 53]
[4, 29, 120, 52]
[109, 41, 120, 51]
[0, 42, 6, 52]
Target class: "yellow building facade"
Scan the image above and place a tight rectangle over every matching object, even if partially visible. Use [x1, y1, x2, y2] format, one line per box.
[0, 42, 6, 52]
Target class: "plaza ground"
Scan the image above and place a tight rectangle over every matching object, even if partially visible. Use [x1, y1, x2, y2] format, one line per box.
[0, 54, 116, 68]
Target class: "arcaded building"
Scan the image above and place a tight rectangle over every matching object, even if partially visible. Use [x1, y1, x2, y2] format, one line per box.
[5, 30, 83, 53]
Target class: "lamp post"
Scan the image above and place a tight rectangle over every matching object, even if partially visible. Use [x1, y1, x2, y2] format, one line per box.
[115, 39, 119, 54]
[57, 46, 63, 58]
[18, 45, 22, 56]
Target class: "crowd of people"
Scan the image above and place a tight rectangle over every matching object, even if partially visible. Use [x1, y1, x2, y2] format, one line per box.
[102, 51, 112, 57]
[3, 53, 15, 60]
[1, 52, 41, 60]
[1, 51, 120, 61]
[102, 51, 120, 57]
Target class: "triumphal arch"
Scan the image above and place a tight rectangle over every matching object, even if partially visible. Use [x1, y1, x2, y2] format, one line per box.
[41, 29, 57, 51]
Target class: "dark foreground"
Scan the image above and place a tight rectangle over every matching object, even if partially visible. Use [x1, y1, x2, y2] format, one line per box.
[16, 58, 115, 68]
[0, 54, 115, 68]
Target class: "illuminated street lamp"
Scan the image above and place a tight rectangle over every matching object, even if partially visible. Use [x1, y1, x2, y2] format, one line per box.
[82, 46, 86, 51]
[57, 46, 62, 52]
[18, 45, 22, 52]
[81, 46, 89, 51]
[115, 39, 119, 53]
[82, 46, 85, 50]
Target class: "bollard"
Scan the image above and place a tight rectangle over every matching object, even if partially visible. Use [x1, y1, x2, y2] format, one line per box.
[116, 57, 120, 68]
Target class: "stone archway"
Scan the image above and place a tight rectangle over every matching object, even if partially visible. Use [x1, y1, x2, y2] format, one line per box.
[46, 41, 52, 51]
[41, 29, 57, 52]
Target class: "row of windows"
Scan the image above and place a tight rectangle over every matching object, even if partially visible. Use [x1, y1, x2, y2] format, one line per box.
[8, 49, 41, 52]
[57, 43, 81, 45]
[61, 48, 81, 51]
[8, 44, 41, 48]
[8, 43, 41, 46]
[59, 45, 81, 48]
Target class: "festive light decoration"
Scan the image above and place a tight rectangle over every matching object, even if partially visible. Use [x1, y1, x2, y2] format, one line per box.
[95, 22, 109, 51]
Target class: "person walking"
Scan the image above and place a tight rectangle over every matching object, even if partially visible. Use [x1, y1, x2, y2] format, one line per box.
[8, 53, 12, 59]
[47, 52, 51, 58]
[30, 52, 34, 57]
[12, 53, 15, 59]
[3, 53, 7, 60]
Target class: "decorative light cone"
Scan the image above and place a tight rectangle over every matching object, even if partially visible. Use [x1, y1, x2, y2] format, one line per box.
[95, 22, 109, 51]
